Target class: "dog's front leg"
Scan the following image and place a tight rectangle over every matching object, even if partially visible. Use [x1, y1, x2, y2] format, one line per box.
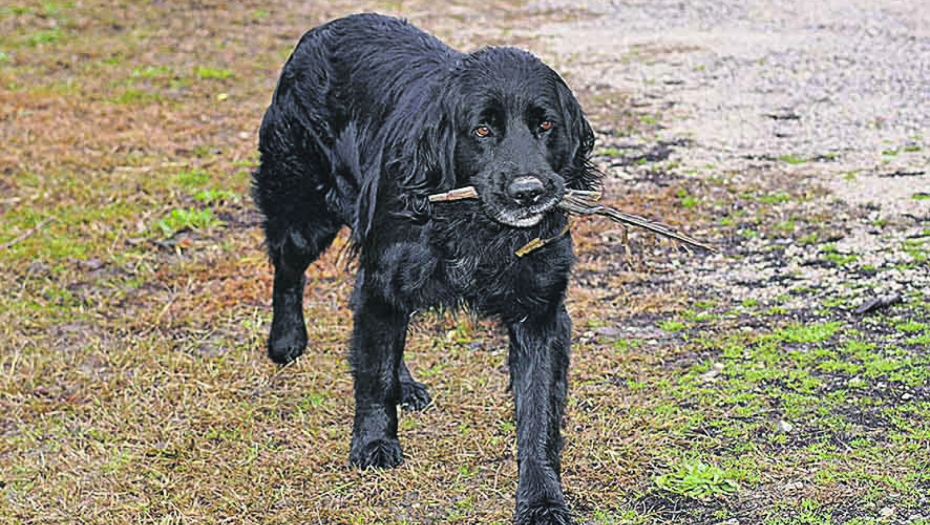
[508, 304, 572, 525]
[348, 281, 407, 470]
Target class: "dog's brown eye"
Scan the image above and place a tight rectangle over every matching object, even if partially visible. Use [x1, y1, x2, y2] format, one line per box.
[474, 125, 491, 138]
[539, 120, 553, 132]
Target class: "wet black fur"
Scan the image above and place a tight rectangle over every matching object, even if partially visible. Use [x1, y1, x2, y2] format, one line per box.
[252, 13, 597, 525]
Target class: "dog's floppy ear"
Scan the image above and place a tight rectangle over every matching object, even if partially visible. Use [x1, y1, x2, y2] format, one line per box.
[355, 87, 457, 245]
[554, 75, 598, 191]
[398, 90, 458, 198]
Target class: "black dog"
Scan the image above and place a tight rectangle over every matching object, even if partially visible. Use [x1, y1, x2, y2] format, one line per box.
[252, 13, 597, 524]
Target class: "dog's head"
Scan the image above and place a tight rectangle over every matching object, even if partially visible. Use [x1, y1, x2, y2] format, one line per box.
[355, 47, 600, 242]
[448, 47, 597, 227]
[360, 47, 597, 240]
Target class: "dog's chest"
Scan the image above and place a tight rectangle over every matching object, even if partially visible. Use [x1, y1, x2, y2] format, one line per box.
[433, 228, 573, 315]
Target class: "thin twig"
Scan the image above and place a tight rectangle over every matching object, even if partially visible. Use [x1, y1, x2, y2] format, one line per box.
[113, 161, 188, 173]
[428, 186, 478, 202]
[0, 216, 56, 250]
[559, 193, 716, 252]
[427, 186, 716, 253]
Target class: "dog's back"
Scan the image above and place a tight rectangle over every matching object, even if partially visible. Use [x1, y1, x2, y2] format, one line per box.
[253, 14, 456, 226]
[250, 13, 471, 366]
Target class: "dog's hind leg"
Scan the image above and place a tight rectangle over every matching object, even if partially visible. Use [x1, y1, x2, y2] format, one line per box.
[253, 111, 345, 364]
[254, 162, 342, 364]
[265, 221, 340, 365]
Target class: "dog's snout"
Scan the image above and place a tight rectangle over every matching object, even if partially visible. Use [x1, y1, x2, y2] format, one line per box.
[507, 176, 546, 206]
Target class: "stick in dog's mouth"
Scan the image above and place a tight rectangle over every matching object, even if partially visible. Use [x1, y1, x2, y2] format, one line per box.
[428, 186, 717, 255]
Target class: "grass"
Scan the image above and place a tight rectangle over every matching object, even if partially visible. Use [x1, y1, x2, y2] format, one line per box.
[23, 28, 61, 46]
[654, 459, 739, 499]
[2, 1, 928, 524]
[758, 191, 792, 204]
[154, 207, 223, 237]
[676, 188, 699, 209]
[777, 154, 808, 165]
[772, 322, 842, 344]
[194, 66, 235, 80]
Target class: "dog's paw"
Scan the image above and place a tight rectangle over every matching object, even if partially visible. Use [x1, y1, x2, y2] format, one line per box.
[400, 379, 432, 411]
[349, 438, 404, 470]
[515, 502, 572, 525]
[267, 323, 307, 365]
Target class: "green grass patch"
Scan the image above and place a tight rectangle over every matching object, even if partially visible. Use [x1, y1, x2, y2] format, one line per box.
[896, 320, 928, 333]
[759, 191, 791, 204]
[0, 199, 145, 263]
[108, 87, 162, 105]
[0, 5, 32, 16]
[175, 168, 212, 189]
[772, 322, 842, 344]
[676, 188, 698, 209]
[777, 154, 807, 165]
[132, 65, 175, 78]
[194, 189, 240, 205]
[798, 233, 818, 245]
[654, 459, 739, 499]
[194, 66, 234, 80]
[154, 208, 222, 237]
[599, 147, 625, 157]
[824, 252, 857, 266]
[23, 28, 62, 47]
[658, 319, 688, 332]
[902, 238, 929, 263]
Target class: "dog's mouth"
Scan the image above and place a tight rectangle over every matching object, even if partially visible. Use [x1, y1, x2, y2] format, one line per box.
[468, 171, 566, 228]
[485, 195, 562, 228]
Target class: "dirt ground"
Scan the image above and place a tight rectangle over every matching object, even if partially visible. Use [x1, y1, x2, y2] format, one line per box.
[1, 1, 928, 524]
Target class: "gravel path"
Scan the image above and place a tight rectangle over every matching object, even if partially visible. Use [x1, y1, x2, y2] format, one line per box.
[530, 0, 929, 310]
[538, 0, 928, 214]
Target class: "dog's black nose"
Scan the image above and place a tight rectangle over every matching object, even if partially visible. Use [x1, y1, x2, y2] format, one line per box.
[507, 176, 546, 206]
